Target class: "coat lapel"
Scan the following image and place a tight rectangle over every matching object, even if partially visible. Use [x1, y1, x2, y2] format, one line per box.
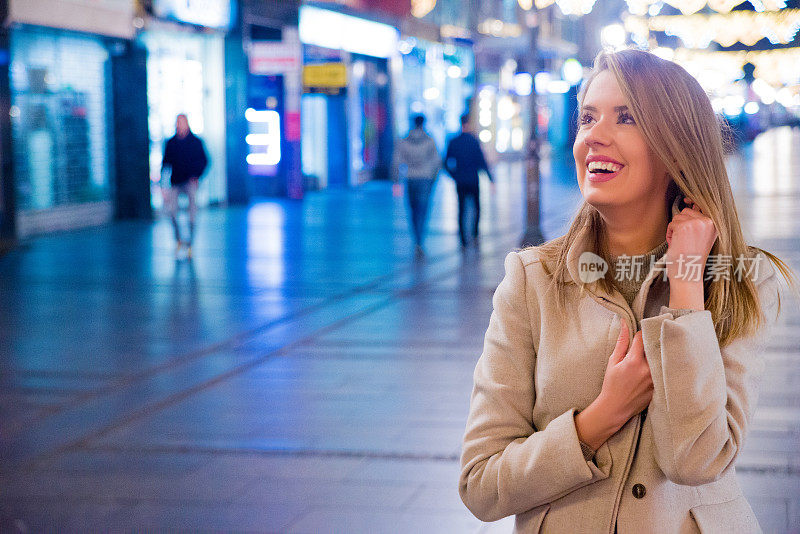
[564, 195, 684, 322]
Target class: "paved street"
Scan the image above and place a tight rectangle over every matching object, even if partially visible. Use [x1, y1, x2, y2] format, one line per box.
[1, 128, 799, 532]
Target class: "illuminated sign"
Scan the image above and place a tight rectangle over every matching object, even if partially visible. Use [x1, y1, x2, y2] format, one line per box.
[299, 6, 399, 59]
[249, 42, 301, 75]
[9, 0, 135, 38]
[245, 108, 281, 167]
[152, 0, 233, 29]
[303, 62, 347, 94]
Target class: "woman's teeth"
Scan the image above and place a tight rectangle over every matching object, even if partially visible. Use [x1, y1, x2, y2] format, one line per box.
[588, 161, 622, 173]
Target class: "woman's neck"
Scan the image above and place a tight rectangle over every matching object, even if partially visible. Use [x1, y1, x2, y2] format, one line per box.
[602, 210, 669, 258]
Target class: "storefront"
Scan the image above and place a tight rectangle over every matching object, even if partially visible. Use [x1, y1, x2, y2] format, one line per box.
[142, 0, 233, 210]
[9, 26, 114, 236]
[298, 6, 398, 187]
[529, 58, 583, 151]
[394, 37, 474, 150]
[5, 0, 136, 238]
[246, 32, 303, 198]
[301, 44, 349, 189]
[474, 58, 532, 159]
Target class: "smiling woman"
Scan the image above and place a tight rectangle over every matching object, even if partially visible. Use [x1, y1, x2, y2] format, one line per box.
[459, 49, 796, 533]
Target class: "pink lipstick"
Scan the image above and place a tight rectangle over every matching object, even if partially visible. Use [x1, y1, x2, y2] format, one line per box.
[585, 155, 625, 183]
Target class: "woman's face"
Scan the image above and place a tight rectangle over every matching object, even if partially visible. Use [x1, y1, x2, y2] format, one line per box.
[573, 70, 669, 211]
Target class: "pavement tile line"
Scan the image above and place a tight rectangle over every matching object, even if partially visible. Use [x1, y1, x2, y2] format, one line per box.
[61, 432, 795, 476]
[80, 444, 461, 463]
[21, 239, 517, 470]
[22, 295, 401, 469]
[5, 238, 516, 435]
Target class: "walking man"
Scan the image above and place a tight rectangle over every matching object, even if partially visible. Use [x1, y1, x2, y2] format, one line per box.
[162, 113, 208, 258]
[444, 113, 493, 248]
[394, 114, 441, 255]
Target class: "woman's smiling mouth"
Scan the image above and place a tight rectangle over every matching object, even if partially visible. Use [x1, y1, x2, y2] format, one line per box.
[586, 157, 625, 183]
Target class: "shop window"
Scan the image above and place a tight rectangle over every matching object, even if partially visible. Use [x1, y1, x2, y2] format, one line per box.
[10, 26, 112, 211]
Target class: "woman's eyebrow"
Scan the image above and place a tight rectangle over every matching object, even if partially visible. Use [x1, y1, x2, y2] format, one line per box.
[581, 105, 629, 113]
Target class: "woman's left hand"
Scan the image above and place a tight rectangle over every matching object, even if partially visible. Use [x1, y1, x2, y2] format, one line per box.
[665, 197, 719, 285]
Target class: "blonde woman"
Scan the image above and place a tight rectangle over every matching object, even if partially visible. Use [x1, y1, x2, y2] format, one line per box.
[459, 49, 795, 532]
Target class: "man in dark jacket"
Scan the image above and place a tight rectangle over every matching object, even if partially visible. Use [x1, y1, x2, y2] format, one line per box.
[162, 114, 208, 257]
[444, 114, 493, 248]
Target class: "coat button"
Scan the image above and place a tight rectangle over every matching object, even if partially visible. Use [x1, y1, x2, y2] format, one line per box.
[632, 483, 646, 499]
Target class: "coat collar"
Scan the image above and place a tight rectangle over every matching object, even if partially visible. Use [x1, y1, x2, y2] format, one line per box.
[565, 195, 683, 292]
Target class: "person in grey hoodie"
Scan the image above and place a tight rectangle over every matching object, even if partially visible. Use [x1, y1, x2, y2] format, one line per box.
[394, 115, 442, 255]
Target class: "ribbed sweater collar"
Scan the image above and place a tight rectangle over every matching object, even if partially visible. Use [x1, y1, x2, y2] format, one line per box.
[609, 240, 669, 309]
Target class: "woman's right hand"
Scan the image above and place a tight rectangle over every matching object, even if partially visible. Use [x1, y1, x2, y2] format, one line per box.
[575, 321, 654, 451]
[599, 322, 654, 424]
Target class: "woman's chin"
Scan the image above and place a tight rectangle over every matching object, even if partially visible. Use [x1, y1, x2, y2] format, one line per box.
[583, 191, 623, 210]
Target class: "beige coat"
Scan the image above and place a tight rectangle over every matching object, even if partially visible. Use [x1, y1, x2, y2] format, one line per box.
[459, 200, 780, 533]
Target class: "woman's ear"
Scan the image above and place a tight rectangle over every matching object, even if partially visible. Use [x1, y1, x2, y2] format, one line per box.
[665, 181, 683, 219]
[670, 194, 685, 218]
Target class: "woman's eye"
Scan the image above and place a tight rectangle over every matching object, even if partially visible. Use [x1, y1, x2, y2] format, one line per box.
[618, 113, 636, 124]
[579, 113, 594, 125]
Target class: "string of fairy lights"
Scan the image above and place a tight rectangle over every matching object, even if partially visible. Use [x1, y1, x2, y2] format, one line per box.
[626, 0, 786, 15]
[410, 0, 800, 112]
[620, 1, 800, 112]
[628, 9, 800, 47]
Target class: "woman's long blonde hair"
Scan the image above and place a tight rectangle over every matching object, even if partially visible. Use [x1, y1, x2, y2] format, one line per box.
[536, 48, 795, 346]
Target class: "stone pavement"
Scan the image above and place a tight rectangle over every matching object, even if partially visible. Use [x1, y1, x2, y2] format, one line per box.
[1, 128, 799, 532]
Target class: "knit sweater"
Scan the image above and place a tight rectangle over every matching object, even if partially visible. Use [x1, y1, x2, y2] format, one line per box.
[608, 240, 669, 310]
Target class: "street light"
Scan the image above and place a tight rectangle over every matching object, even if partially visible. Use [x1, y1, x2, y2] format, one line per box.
[601, 23, 627, 49]
[519, 8, 592, 248]
[520, 13, 544, 248]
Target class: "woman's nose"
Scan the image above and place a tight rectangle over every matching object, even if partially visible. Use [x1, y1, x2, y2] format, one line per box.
[584, 120, 611, 147]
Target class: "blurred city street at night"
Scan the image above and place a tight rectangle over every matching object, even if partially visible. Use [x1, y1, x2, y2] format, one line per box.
[2, 0, 800, 531]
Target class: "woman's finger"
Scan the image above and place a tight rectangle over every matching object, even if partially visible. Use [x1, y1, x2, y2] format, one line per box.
[610, 321, 630, 364]
[628, 330, 644, 359]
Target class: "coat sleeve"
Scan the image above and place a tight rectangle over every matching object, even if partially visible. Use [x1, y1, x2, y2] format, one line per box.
[640, 253, 780, 486]
[196, 139, 209, 178]
[392, 140, 403, 183]
[444, 140, 456, 177]
[161, 139, 172, 173]
[476, 139, 492, 181]
[427, 139, 442, 178]
[459, 252, 613, 522]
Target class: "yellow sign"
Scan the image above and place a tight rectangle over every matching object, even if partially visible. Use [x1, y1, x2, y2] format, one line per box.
[303, 63, 347, 90]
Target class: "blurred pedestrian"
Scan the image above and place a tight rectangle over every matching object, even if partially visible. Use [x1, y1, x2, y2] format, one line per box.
[444, 114, 493, 249]
[460, 48, 796, 532]
[394, 114, 441, 256]
[162, 114, 208, 258]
